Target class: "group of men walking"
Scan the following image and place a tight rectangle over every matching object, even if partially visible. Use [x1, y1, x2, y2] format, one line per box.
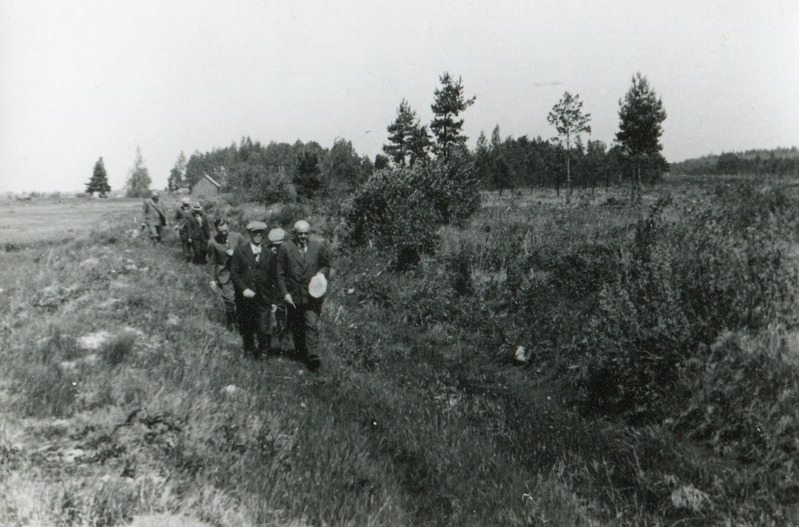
[142, 191, 332, 373]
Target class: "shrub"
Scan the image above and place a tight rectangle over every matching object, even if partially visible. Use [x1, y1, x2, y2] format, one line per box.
[344, 155, 481, 269]
[424, 153, 482, 225]
[674, 327, 799, 502]
[344, 167, 441, 270]
[254, 167, 297, 205]
[266, 202, 311, 230]
[574, 184, 799, 422]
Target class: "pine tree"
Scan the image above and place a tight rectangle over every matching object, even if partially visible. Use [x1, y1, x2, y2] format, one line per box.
[85, 157, 111, 197]
[490, 125, 511, 195]
[294, 150, 322, 200]
[430, 72, 475, 161]
[383, 99, 417, 168]
[615, 73, 667, 204]
[125, 146, 152, 198]
[547, 92, 591, 203]
[168, 151, 187, 192]
[473, 131, 491, 189]
[408, 124, 432, 168]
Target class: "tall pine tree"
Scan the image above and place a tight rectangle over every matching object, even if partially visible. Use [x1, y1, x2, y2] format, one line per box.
[85, 157, 111, 197]
[168, 151, 187, 192]
[125, 146, 152, 198]
[383, 99, 417, 168]
[430, 73, 475, 161]
[490, 125, 512, 196]
[615, 73, 667, 204]
[547, 91, 591, 203]
[383, 99, 431, 168]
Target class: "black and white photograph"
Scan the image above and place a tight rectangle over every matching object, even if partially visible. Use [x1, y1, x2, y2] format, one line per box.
[1, 0, 798, 524]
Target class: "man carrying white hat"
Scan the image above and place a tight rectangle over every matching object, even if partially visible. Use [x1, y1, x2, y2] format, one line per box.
[276, 220, 332, 372]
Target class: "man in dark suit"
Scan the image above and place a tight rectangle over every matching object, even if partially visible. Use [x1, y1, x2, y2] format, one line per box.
[277, 220, 331, 372]
[186, 202, 210, 264]
[231, 221, 276, 359]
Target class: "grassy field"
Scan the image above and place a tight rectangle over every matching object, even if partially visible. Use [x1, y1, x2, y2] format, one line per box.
[1, 180, 798, 526]
[0, 196, 149, 246]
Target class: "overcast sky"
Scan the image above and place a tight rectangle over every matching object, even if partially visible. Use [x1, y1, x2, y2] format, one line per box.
[1, 0, 797, 193]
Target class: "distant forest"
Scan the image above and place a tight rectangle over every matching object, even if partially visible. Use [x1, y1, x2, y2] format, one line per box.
[175, 131, 667, 200]
[670, 147, 799, 176]
[173, 140, 799, 206]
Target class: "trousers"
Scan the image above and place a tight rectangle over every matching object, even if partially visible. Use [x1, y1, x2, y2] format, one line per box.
[286, 301, 322, 365]
[236, 297, 271, 359]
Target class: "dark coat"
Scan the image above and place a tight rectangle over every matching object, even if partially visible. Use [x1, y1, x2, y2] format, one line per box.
[277, 238, 331, 306]
[231, 243, 277, 306]
[186, 212, 210, 243]
[208, 232, 242, 285]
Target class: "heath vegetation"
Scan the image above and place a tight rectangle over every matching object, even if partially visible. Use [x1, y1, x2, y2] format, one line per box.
[4, 71, 799, 525]
[2, 171, 798, 525]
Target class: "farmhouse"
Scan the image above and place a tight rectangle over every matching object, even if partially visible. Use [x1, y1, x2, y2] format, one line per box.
[192, 174, 220, 197]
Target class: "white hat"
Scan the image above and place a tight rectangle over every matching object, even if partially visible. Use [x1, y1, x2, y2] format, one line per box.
[308, 273, 327, 298]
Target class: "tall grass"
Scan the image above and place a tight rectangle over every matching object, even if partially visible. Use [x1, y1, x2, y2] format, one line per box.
[2, 178, 798, 525]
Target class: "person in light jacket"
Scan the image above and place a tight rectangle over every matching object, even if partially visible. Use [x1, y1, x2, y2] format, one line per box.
[208, 218, 241, 331]
[142, 191, 166, 244]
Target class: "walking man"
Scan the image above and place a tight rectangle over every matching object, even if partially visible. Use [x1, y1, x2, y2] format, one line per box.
[186, 202, 210, 264]
[208, 219, 241, 331]
[142, 190, 167, 244]
[267, 227, 289, 354]
[231, 221, 276, 359]
[173, 197, 192, 261]
[277, 220, 331, 372]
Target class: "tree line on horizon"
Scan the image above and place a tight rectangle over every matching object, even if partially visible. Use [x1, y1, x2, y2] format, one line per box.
[92, 71, 791, 203]
[670, 147, 799, 177]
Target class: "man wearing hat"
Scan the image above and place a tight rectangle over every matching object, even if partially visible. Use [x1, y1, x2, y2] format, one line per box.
[267, 228, 289, 353]
[186, 202, 210, 264]
[142, 190, 167, 244]
[277, 220, 331, 372]
[230, 221, 277, 359]
[173, 196, 193, 262]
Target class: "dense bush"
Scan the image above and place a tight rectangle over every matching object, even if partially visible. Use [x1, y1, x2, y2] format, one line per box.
[424, 154, 482, 225]
[344, 168, 441, 270]
[574, 184, 799, 426]
[675, 327, 799, 502]
[344, 155, 481, 269]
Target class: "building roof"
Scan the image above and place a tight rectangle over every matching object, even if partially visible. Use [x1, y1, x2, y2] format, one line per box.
[202, 173, 221, 188]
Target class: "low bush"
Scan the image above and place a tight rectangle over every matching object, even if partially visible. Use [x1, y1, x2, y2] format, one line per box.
[675, 327, 799, 503]
[573, 183, 799, 427]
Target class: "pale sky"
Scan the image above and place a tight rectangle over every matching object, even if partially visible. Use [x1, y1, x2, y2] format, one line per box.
[1, 0, 797, 193]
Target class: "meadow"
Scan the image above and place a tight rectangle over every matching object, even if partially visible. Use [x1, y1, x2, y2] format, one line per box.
[0, 196, 142, 246]
[1, 177, 798, 526]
